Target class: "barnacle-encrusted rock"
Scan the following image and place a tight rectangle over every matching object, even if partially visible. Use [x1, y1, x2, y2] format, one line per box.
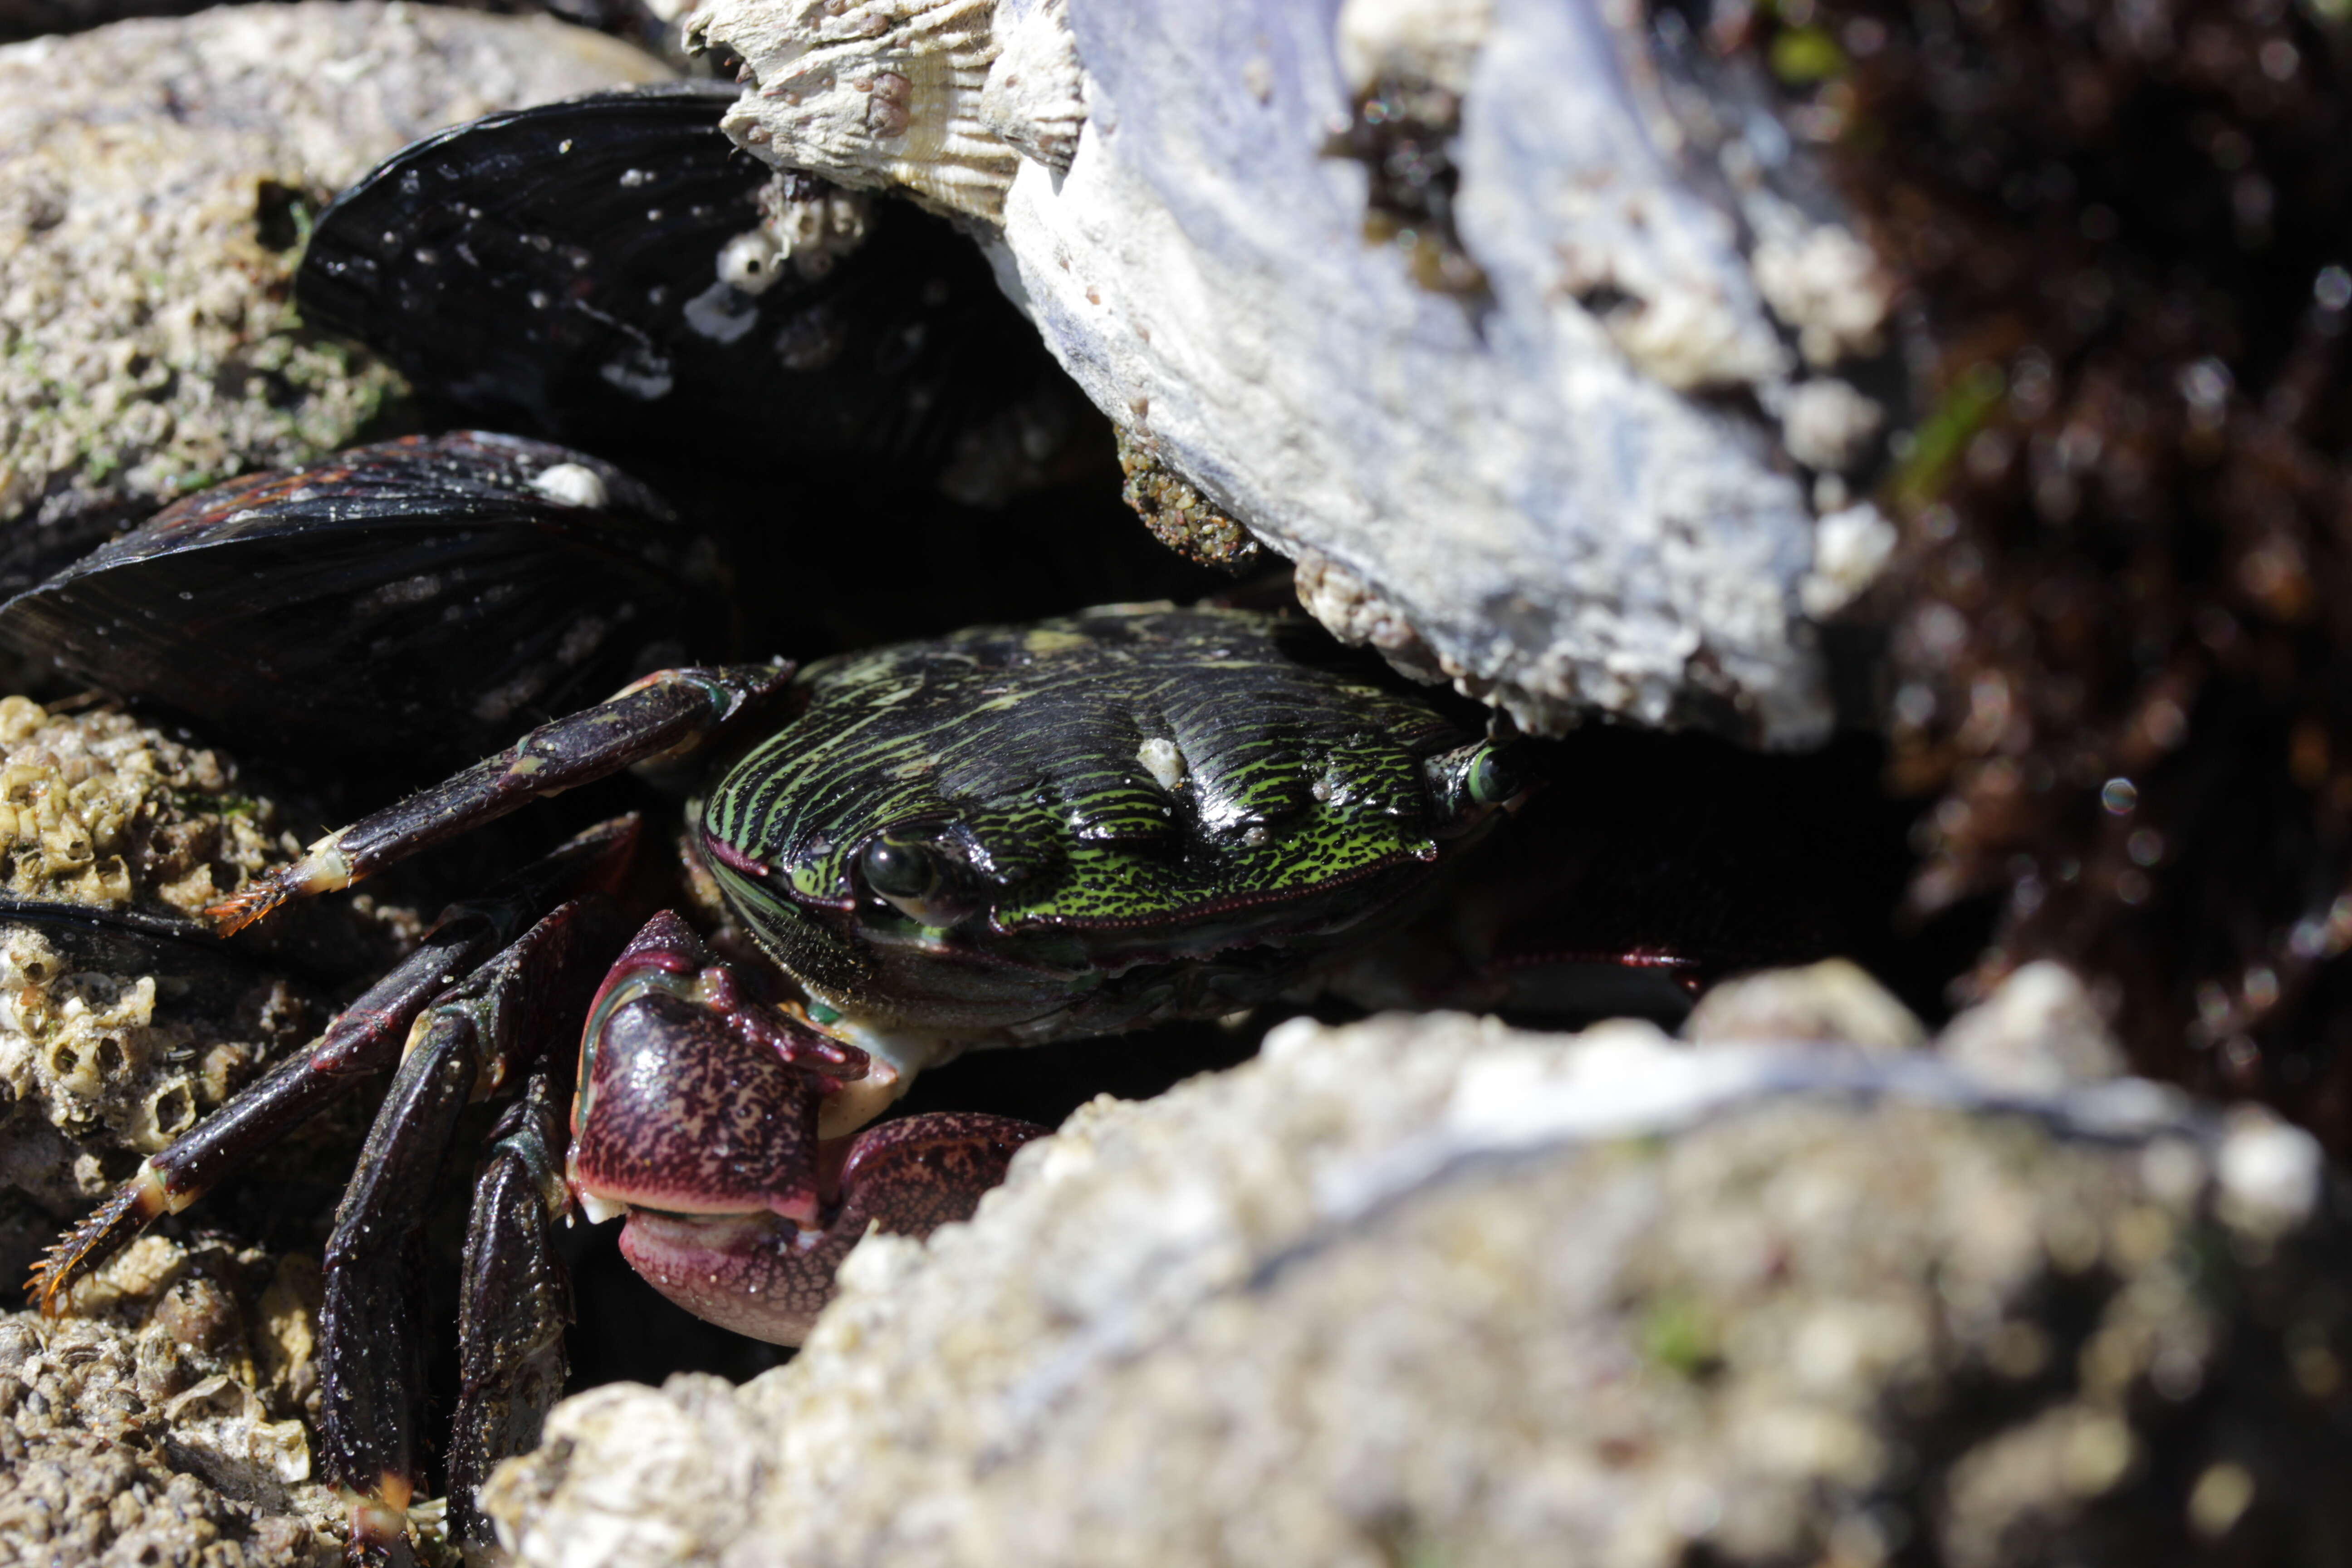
[0, 2, 671, 549]
[0, 698, 295, 916]
[700, 0, 1900, 745]
[0, 702, 319, 1212]
[0, 1232, 338, 1567]
[485, 975, 2352, 1567]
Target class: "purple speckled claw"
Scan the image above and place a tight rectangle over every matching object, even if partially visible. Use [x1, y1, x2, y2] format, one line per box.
[569, 911, 866, 1228]
[570, 912, 1046, 1343]
[617, 1113, 1044, 1343]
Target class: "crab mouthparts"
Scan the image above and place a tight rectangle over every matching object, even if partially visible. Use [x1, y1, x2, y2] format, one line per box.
[575, 1135, 858, 1343]
[571, 1182, 822, 1230]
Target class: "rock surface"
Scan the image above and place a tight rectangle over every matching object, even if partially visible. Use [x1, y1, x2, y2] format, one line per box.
[696, 0, 1902, 745]
[0, 2, 671, 563]
[0, 1233, 338, 1568]
[484, 976, 2352, 1568]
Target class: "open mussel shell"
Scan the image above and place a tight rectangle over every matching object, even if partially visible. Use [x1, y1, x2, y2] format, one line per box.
[295, 83, 1057, 480]
[0, 432, 715, 773]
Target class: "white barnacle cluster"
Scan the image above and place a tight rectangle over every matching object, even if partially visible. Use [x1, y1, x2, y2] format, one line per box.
[749, 181, 876, 289]
[0, 697, 295, 914]
[0, 700, 317, 1193]
[691, 0, 1083, 223]
[711, 184, 875, 303]
[0, 926, 185, 1160]
[0, 918, 315, 1198]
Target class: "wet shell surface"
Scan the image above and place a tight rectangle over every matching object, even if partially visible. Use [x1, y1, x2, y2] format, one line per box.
[0, 432, 713, 771]
[293, 84, 1066, 488]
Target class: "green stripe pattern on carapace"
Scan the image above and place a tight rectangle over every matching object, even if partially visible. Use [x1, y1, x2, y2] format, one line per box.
[700, 605, 1473, 936]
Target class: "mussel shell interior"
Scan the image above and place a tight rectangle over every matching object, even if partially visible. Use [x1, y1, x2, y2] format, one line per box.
[0, 432, 715, 772]
[295, 83, 1054, 480]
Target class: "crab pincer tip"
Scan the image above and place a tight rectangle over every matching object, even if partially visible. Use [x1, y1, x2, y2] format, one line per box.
[22, 1259, 55, 1312]
[24, 1247, 82, 1317]
[25, 1237, 82, 1315]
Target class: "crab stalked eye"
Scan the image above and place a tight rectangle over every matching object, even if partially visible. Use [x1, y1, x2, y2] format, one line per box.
[862, 836, 939, 902]
[1426, 738, 1530, 835]
[1468, 743, 1525, 807]
[858, 832, 982, 929]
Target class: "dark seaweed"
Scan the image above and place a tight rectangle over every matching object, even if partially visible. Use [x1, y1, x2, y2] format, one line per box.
[1749, 0, 2352, 1137]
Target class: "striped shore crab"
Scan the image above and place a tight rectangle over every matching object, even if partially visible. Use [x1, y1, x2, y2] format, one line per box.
[0, 72, 1828, 1568]
[2, 421, 1523, 1560]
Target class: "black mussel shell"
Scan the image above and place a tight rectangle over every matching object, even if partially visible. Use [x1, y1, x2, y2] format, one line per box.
[0, 898, 303, 1004]
[296, 83, 1058, 481]
[0, 432, 715, 773]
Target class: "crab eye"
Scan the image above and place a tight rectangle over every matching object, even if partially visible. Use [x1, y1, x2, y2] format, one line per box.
[861, 836, 939, 902]
[1467, 744, 1524, 807]
[1426, 739, 1529, 834]
[860, 833, 989, 929]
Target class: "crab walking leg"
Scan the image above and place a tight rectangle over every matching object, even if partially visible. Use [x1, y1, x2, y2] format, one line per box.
[446, 1069, 573, 1557]
[209, 663, 794, 936]
[322, 896, 627, 1564]
[27, 817, 642, 1312]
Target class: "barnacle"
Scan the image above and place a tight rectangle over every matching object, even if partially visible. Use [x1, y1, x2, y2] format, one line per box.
[0, 704, 327, 1201]
[0, 697, 296, 915]
[696, 0, 1024, 222]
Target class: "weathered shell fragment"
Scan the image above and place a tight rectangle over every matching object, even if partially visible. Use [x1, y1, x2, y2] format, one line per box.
[976, 0, 1082, 174]
[485, 981, 2352, 1567]
[694, 0, 1016, 222]
[699, 0, 1905, 744]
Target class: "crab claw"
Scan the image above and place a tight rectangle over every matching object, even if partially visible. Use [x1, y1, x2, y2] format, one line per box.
[569, 912, 1046, 1342]
[570, 912, 865, 1227]
[617, 1112, 1044, 1343]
